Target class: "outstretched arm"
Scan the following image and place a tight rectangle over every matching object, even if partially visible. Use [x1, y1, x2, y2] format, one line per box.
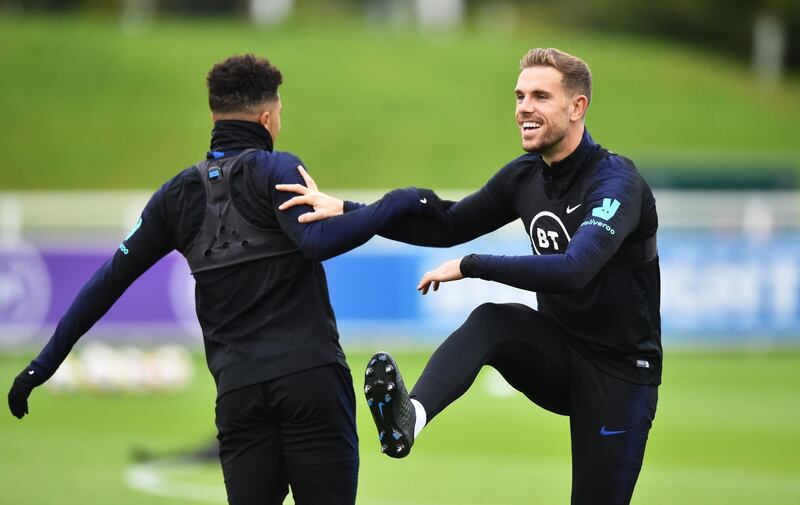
[8, 190, 175, 419]
[417, 163, 646, 294]
[272, 164, 430, 261]
[277, 163, 520, 248]
[375, 187, 516, 247]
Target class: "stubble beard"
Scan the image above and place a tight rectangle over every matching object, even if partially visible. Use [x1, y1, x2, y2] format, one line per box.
[522, 122, 568, 155]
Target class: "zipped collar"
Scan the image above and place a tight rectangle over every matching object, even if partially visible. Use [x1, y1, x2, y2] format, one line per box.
[540, 128, 600, 199]
[208, 120, 273, 159]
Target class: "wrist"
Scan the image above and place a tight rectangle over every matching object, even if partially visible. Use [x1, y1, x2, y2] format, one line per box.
[343, 200, 366, 213]
[16, 365, 45, 389]
[406, 187, 427, 215]
[460, 254, 482, 278]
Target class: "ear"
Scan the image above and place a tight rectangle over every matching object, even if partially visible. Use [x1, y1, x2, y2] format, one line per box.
[256, 109, 271, 128]
[570, 95, 589, 122]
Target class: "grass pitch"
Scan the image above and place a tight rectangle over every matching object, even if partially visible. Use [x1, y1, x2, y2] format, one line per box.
[1, 347, 799, 504]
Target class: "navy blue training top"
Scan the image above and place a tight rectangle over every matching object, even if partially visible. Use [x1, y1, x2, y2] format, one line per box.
[30, 120, 431, 396]
[352, 128, 662, 385]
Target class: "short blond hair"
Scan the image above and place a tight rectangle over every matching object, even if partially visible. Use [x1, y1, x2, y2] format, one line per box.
[520, 48, 592, 102]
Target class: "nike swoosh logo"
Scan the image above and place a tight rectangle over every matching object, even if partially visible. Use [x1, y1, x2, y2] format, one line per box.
[28, 370, 35, 375]
[600, 426, 626, 436]
[378, 402, 385, 420]
[566, 204, 582, 214]
[420, 198, 427, 204]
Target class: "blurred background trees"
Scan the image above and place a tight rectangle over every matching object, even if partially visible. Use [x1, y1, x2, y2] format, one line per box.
[3, 0, 798, 75]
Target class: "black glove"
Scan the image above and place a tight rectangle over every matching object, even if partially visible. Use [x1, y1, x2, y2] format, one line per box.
[8, 366, 45, 419]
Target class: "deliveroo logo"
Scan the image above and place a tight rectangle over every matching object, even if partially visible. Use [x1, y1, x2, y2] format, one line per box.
[591, 198, 620, 221]
[581, 198, 620, 235]
[125, 217, 143, 241]
[119, 217, 142, 255]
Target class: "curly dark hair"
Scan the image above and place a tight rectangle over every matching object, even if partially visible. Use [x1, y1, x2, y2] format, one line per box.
[206, 54, 283, 114]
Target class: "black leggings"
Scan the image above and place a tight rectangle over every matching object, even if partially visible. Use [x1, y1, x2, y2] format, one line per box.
[411, 303, 658, 505]
[215, 364, 359, 505]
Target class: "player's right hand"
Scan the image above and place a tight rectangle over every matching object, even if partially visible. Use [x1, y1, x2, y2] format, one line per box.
[276, 165, 344, 223]
[417, 258, 464, 295]
[8, 367, 43, 419]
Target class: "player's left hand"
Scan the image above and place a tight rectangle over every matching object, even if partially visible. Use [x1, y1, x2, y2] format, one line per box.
[8, 367, 43, 419]
[417, 258, 464, 295]
[275, 165, 344, 223]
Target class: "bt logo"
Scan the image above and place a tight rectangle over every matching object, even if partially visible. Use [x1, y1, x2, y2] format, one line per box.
[535, 228, 561, 251]
[529, 211, 571, 255]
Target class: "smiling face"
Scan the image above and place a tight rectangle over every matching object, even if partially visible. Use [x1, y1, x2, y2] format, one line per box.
[514, 65, 588, 163]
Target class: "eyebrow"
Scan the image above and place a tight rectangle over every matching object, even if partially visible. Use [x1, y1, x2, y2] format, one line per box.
[515, 88, 552, 97]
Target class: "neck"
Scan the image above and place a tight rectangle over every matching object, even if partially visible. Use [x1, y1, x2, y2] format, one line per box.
[212, 112, 260, 122]
[210, 119, 273, 153]
[541, 124, 585, 165]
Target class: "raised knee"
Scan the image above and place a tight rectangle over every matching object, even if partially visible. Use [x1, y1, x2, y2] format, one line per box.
[465, 303, 535, 333]
[468, 302, 503, 322]
[470, 302, 522, 321]
[468, 302, 526, 326]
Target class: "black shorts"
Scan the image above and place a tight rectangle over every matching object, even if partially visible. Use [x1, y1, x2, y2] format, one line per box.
[411, 302, 658, 505]
[215, 363, 359, 505]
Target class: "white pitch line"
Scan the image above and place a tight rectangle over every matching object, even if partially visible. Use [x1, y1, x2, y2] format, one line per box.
[124, 462, 226, 503]
[124, 461, 482, 505]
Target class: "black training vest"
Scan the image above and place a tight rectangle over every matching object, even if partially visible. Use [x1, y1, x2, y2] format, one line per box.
[184, 149, 298, 273]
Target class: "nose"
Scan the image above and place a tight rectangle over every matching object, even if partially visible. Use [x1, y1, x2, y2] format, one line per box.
[517, 95, 535, 115]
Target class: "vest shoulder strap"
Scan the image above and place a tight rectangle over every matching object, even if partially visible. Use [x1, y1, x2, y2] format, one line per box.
[184, 150, 299, 273]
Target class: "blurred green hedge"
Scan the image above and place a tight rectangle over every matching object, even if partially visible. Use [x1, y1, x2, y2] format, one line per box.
[0, 14, 797, 190]
[4, 0, 799, 68]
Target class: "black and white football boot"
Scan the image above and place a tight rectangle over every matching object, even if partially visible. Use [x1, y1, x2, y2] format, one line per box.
[364, 351, 415, 458]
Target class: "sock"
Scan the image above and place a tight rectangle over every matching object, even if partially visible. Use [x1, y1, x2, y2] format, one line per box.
[410, 398, 427, 439]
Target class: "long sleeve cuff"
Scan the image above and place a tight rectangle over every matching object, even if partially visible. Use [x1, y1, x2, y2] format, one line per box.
[460, 253, 483, 278]
[343, 200, 366, 213]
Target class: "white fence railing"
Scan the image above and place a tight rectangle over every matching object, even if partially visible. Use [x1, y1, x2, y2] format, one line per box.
[1, 190, 799, 346]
